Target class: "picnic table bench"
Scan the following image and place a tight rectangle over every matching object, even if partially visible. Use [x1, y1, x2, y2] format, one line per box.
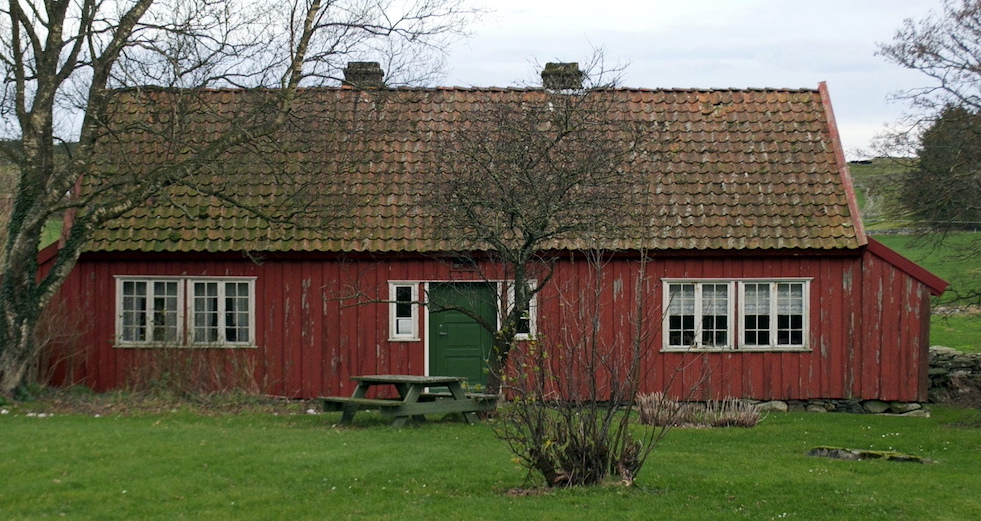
[321, 375, 498, 427]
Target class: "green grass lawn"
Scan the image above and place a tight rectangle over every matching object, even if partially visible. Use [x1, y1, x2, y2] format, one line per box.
[2, 406, 981, 520]
[931, 314, 981, 353]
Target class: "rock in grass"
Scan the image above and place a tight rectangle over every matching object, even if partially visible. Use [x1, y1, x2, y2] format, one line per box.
[755, 400, 788, 412]
[862, 400, 890, 414]
[807, 446, 932, 464]
[890, 402, 922, 413]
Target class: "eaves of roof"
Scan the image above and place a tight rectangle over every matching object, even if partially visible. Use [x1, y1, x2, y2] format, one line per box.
[865, 237, 949, 296]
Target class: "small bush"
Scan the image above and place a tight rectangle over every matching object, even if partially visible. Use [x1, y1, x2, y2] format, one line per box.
[15, 386, 318, 416]
[124, 348, 259, 400]
[637, 393, 762, 428]
[494, 338, 658, 488]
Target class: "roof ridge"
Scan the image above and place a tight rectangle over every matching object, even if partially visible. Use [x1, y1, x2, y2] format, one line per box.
[106, 85, 823, 95]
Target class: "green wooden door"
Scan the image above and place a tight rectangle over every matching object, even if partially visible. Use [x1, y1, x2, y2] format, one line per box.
[428, 283, 496, 389]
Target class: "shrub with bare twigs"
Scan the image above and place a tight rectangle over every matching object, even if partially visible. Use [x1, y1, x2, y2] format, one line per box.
[637, 392, 763, 428]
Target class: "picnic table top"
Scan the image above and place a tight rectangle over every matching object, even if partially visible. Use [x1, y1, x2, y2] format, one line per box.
[350, 374, 468, 386]
[323, 374, 494, 427]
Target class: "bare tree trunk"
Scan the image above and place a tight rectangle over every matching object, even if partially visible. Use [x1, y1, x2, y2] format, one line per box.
[1, 0, 476, 397]
[0, 316, 34, 396]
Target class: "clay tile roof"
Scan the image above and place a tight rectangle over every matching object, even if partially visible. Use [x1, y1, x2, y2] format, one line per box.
[85, 84, 865, 253]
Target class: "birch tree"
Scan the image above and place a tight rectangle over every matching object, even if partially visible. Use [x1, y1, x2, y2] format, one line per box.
[0, 0, 476, 396]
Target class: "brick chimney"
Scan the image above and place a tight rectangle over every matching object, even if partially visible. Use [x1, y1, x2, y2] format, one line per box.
[342, 62, 385, 88]
[541, 62, 583, 90]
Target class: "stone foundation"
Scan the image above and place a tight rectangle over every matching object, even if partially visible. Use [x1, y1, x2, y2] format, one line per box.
[740, 346, 980, 415]
[750, 398, 928, 416]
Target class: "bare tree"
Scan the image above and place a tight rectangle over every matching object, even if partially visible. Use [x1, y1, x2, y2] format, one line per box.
[494, 250, 658, 487]
[877, 0, 981, 217]
[877, 0, 981, 306]
[427, 62, 654, 394]
[878, 0, 981, 114]
[0, 0, 477, 397]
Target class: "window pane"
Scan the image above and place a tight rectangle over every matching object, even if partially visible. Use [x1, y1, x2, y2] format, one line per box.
[395, 286, 412, 318]
[744, 283, 769, 314]
[775, 283, 804, 346]
[701, 315, 728, 347]
[516, 306, 531, 335]
[121, 282, 148, 342]
[119, 278, 253, 347]
[777, 283, 804, 313]
[193, 282, 219, 343]
[668, 311, 696, 347]
[744, 314, 770, 346]
[742, 283, 774, 347]
[668, 284, 696, 314]
[395, 317, 413, 335]
[224, 282, 251, 343]
[702, 284, 728, 315]
[150, 281, 179, 342]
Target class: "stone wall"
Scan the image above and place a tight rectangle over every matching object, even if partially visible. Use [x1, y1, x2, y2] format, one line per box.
[928, 346, 981, 404]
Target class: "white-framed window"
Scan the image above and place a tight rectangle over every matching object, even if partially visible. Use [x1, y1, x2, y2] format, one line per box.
[664, 281, 733, 349]
[115, 277, 255, 347]
[739, 281, 808, 348]
[663, 279, 810, 351]
[389, 282, 420, 341]
[118, 279, 183, 344]
[505, 280, 538, 340]
[189, 280, 254, 346]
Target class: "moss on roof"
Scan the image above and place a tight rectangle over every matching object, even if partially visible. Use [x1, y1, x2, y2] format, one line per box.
[86, 86, 862, 253]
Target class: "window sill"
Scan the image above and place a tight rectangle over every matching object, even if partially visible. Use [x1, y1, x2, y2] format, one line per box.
[388, 337, 421, 342]
[114, 343, 258, 349]
[661, 347, 810, 353]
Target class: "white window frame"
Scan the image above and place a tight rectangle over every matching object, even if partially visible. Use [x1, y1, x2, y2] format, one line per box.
[662, 278, 811, 352]
[662, 280, 734, 350]
[505, 280, 538, 340]
[737, 279, 809, 350]
[115, 277, 185, 346]
[188, 278, 256, 347]
[114, 276, 256, 348]
[389, 282, 420, 341]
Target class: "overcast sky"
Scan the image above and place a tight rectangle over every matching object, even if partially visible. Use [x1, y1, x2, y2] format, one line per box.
[441, 0, 947, 159]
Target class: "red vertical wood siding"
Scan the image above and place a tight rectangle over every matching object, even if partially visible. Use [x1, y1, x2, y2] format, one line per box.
[44, 247, 934, 402]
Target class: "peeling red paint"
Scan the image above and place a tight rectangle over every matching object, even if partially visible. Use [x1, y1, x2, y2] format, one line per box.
[42, 247, 940, 402]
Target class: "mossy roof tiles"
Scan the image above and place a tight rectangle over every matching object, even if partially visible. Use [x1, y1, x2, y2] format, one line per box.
[85, 85, 864, 253]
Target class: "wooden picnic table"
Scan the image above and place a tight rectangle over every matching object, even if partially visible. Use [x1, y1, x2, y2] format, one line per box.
[321, 375, 498, 427]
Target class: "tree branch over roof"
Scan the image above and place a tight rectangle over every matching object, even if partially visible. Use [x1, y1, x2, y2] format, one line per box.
[0, 0, 479, 396]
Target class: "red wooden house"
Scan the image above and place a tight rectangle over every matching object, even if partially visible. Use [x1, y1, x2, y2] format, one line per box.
[42, 64, 947, 402]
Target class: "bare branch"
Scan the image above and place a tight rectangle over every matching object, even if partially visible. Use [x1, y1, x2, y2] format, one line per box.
[0, 0, 479, 395]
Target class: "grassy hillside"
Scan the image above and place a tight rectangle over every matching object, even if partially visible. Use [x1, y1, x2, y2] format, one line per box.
[848, 158, 910, 230]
